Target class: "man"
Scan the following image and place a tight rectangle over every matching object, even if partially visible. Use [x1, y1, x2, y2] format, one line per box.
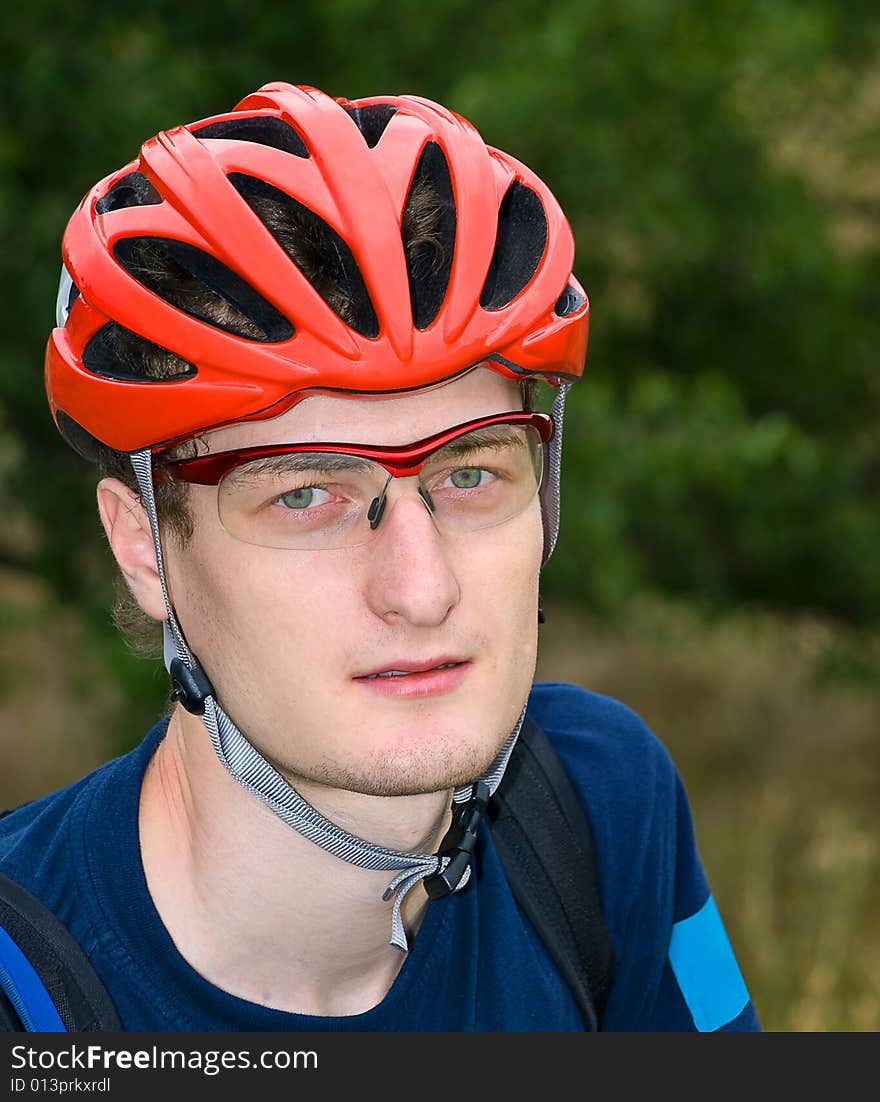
[1, 82, 759, 1030]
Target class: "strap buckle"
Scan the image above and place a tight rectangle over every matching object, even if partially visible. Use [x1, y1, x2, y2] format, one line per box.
[169, 657, 215, 715]
[423, 781, 491, 899]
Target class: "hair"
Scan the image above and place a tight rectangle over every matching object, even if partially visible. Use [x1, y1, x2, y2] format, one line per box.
[97, 177, 536, 656]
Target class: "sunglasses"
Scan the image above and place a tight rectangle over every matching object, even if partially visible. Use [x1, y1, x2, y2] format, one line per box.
[156, 411, 554, 551]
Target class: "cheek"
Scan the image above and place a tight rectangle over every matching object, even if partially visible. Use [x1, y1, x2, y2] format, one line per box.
[480, 499, 543, 584]
[170, 540, 353, 656]
[162, 492, 327, 651]
[456, 502, 543, 634]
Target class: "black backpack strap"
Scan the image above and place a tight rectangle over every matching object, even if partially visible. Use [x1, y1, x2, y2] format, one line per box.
[0, 872, 121, 1031]
[487, 714, 615, 1030]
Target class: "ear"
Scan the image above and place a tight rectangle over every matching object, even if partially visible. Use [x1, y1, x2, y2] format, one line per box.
[96, 478, 168, 622]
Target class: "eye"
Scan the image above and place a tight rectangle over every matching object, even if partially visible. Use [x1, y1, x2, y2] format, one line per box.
[446, 467, 495, 489]
[277, 486, 332, 510]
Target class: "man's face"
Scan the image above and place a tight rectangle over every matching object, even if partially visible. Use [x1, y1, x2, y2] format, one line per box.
[163, 368, 543, 798]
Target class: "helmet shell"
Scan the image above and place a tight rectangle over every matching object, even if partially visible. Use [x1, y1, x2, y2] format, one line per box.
[46, 82, 589, 454]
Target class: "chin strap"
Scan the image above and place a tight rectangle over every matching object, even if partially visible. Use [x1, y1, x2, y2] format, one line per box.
[541, 381, 570, 565]
[131, 450, 527, 952]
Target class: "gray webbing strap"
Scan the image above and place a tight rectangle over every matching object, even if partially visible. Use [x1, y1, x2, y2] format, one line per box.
[542, 381, 570, 564]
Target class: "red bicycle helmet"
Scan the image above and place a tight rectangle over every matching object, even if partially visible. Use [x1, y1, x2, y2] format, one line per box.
[46, 82, 589, 456]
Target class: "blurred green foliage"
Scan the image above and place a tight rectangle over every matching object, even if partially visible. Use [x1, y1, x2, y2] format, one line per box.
[1, 2, 878, 1031]
[1, 0, 879, 634]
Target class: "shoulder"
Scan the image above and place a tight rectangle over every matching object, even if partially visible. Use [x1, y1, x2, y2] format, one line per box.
[527, 678, 664, 742]
[526, 679, 678, 805]
[0, 718, 169, 921]
[524, 682, 754, 1030]
[524, 680, 690, 924]
[0, 764, 109, 941]
[0, 770, 100, 876]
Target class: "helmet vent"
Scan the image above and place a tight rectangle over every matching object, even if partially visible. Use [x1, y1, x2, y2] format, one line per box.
[342, 104, 398, 148]
[82, 322, 197, 382]
[113, 236, 295, 342]
[402, 142, 456, 330]
[228, 172, 380, 339]
[555, 282, 586, 317]
[95, 172, 162, 214]
[55, 410, 107, 461]
[192, 116, 309, 158]
[480, 181, 548, 311]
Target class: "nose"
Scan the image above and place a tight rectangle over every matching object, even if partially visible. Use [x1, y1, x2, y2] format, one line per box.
[363, 483, 461, 627]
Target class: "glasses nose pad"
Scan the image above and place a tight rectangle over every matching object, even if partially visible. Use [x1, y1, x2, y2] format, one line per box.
[368, 472, 394, 531]
[367, 495, 386, 530]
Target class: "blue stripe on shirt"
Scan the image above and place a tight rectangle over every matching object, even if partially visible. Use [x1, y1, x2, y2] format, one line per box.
[668, 895, 750, 1031]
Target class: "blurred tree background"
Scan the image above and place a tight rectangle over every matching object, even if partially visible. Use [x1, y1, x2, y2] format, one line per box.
[1, 0, 878, 1030]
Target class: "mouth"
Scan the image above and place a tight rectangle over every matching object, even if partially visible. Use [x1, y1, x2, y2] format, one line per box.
[352, 657, 471, 697]
[355, 658, 467, 680]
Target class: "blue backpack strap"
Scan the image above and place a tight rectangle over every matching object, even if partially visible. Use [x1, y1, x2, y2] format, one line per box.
[487, 714, 615, 1031]
[0, 872, 121, 1032]
[0, 924, 67, 1031]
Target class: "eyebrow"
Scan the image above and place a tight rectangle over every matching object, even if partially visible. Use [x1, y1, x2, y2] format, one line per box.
[439, 426, 529, 457]
[224, 452, 376, 487]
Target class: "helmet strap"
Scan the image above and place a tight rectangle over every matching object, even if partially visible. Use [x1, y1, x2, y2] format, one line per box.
[541, 382, 570, 564]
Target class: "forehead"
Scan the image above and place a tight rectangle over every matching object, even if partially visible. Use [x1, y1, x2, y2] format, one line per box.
[204, 367, 523, 453]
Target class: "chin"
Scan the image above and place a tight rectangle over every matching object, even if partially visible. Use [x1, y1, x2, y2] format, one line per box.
[307, 723, 511, 798]
[239, 674, 530, 796]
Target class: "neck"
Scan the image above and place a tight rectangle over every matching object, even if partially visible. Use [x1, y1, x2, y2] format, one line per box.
[138, 706, 453, 1016]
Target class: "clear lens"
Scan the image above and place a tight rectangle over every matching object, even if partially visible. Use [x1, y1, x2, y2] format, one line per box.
[217, 424, 545, 550]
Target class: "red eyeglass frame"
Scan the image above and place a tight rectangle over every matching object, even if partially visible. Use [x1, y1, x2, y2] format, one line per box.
[156, 411, 555, 486]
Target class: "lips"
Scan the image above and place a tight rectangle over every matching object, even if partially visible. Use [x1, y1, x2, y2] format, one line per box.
[353, 657, 471, 698]
[354, 657, 466, 680]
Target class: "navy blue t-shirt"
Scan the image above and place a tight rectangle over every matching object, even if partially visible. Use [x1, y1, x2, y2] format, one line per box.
[0, 681, 759, 1031]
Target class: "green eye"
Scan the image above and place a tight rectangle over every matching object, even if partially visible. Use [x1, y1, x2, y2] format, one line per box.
[279, 487, 329, 509]
[450, 468, 484, 489]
